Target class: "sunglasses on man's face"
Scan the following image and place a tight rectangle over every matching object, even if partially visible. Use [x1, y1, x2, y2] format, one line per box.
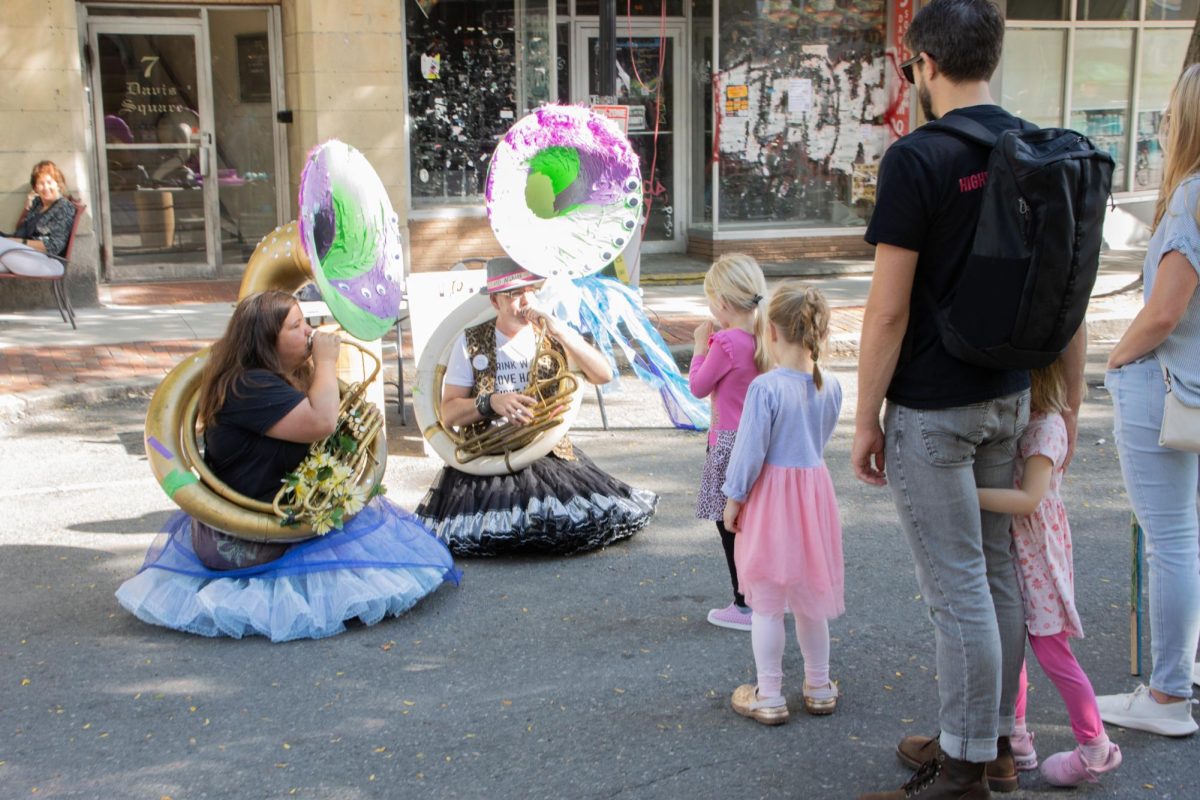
[900, 53, 926, 85]
[499, 284, 541, 299]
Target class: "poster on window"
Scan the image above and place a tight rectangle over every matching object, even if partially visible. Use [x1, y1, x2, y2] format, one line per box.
[725, 84, 749, 117]
[851, 162, 878, 204]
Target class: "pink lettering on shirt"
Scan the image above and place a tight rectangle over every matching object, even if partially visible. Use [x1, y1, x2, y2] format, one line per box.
[958, 171, 988, 193]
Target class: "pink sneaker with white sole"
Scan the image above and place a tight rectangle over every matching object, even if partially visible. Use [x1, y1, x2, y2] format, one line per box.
[707, 603, 752, 631]
[1041, 744, 1122, 787]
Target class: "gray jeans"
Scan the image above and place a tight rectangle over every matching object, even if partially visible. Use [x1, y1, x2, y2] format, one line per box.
[884, 391, 1029, 763]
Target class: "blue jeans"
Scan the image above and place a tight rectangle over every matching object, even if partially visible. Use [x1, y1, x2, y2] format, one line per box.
[1106, 356, 1200, 698]
[884, 391, 1029, 763]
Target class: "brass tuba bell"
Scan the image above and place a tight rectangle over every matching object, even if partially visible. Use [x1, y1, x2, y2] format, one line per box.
[144, 141, 403, 542]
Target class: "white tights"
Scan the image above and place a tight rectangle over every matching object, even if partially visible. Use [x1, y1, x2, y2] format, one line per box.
[744, 578, 830, 695]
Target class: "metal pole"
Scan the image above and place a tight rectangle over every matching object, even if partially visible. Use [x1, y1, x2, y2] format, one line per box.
[599, 0, 617, 98]
[1130, 513, 1145, 676]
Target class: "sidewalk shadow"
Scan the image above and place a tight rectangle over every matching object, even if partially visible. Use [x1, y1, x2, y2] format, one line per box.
[69, 510, 174, 535]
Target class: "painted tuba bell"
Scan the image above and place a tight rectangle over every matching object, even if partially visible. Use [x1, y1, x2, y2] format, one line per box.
[144, 141, 404, 542]
[413, 105, 642, 476]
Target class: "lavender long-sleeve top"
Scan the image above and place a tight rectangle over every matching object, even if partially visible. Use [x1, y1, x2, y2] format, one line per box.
[722, 368, 842, 502]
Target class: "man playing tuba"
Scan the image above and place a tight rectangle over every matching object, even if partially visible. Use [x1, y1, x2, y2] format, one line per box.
[415, 256, 657, 556]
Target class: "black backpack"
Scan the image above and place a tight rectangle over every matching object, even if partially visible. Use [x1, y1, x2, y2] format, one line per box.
[923, 115, 1114, 370]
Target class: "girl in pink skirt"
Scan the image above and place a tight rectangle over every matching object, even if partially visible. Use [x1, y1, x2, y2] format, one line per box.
[723, 283, 844, 725]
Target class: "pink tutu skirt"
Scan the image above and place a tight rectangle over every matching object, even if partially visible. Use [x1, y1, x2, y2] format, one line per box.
[734, 463, 844, 620]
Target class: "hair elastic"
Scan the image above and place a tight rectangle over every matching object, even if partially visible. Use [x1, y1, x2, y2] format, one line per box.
[751, 294, 763, 305]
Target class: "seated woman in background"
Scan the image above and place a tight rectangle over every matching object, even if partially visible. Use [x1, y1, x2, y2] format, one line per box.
[0, 161, 77, 277]
[116, 290, 459, 642]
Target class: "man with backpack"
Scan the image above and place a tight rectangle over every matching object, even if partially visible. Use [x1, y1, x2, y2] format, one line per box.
[852, 1, 1101, 798]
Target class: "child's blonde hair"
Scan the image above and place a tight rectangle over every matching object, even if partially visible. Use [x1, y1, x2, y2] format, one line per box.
[1030, 357, 1070, 415]
[768, 282, 831, 390]
[704, 253, 770, 372]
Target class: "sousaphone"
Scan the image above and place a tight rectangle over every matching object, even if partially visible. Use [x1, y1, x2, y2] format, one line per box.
[414, 105, 642, 476]
[144, 141, 404, 542]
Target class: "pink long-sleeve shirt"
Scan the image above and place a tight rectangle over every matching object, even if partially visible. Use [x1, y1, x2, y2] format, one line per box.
[688, 328, 759, 446]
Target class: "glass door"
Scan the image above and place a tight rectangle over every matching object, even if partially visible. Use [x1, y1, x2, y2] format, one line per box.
[88, 8, 286, 281]
[573, 21, 687, 252]
[90, 19, 216, 278]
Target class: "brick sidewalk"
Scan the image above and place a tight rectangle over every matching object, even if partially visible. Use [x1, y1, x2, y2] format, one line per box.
[0, 305, 872, 398]
[650, 307, 866, 346]
[0, 271, 1130, 400]
[0, 341, 212, 393]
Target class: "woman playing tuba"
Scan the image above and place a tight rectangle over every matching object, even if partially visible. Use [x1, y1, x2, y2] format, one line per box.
[117, 290, 459, 642]
[415, 256, 657, 556]
[118, 140, 460, 641]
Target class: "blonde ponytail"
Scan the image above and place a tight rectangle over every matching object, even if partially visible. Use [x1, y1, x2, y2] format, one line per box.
[767, 282, 831, 390]
[703, 253, 771, 372]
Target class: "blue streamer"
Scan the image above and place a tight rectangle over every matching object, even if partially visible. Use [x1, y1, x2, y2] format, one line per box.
[545, 275, 709, 431]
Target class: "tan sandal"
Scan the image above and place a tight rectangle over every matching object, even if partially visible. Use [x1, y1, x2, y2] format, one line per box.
[802, 680, 839, 715]
[731, 683, 789, 725]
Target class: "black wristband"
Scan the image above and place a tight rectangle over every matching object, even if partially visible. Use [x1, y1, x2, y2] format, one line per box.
[475, 392, 498, 419]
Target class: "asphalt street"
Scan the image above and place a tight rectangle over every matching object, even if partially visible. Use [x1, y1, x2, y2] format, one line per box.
[0, 351, 1195, 800]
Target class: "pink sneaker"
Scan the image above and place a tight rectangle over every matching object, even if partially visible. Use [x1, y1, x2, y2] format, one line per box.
[1041, 744, 1122, 787]
[707, 603, 752, 631]
[1010, 729, 1038, 771]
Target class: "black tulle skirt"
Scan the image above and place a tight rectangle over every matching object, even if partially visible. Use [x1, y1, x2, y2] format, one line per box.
[415, 447, 658, 556]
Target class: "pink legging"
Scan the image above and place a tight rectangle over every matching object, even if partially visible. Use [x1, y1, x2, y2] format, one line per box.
[747, 580, 831, 698]
[1014, 631, 1104, 744]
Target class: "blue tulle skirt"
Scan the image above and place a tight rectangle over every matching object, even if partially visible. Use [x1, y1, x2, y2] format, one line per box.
[115, 498, 461, 642]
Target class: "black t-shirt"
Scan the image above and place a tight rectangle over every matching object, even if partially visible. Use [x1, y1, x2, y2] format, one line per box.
[865, 105, 1031, 409]
[203, 370, 309, 501]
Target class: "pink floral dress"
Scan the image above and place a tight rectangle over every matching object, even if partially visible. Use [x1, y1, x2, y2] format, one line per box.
[1011, 412, 1084, 638]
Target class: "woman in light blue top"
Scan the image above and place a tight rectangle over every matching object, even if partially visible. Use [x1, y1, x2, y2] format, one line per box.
[1099, 63, 1200, 737]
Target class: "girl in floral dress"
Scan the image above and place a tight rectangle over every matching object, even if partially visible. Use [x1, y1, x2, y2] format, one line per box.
[977, 358, 1122, 787]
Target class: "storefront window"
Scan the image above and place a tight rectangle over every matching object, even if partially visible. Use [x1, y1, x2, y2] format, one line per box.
[1078, 0, 1136, 19]
[1146, 0, 1200, 20]
[574, 1, 685, 14]
[715, 1, 887, 228]
[690, 14, 713, 224]
[1004, 3, 1195, 195]
[1135, 28, 1190, 190]
[1001, 29, 1065, 128]
[557, 21, 571, 104]
[1005, 0, 1069, 20]
[406, 1, 552, 208]
[1070, 29, 1133, 189]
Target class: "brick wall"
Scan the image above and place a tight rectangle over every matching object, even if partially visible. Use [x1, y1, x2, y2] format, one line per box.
[408, 217, 504, 272]
[687, 233, 874, 262]
[408, 218, 876, 272]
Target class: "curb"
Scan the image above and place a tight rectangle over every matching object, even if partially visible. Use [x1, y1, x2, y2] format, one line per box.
[640, 262, 876, 286]
[0, 376, 160, 426]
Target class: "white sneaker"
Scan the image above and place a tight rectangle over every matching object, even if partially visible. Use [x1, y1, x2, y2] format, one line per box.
[1193, 662, 1200, 688]
[1096, 684, 1198, 737]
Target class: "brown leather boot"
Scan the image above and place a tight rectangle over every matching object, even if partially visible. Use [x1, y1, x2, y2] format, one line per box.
[859, 746, 990, 800]
[896, 735, 1018, 792]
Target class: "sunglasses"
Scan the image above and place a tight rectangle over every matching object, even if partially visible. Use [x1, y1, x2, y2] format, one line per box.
[497, 284, 541, 298]
[900, 53, 927, 85]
